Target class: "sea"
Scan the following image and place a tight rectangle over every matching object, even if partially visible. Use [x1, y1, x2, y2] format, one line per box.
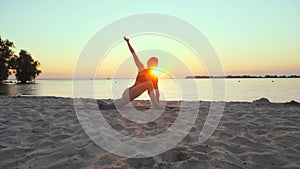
[0, 78, 299, 102]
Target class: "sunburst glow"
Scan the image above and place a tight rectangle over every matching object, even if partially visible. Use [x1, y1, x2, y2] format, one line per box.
[151, 68, 163, 77]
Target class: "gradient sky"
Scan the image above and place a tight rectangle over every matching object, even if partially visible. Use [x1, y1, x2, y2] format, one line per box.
[1, 0, 299, 78]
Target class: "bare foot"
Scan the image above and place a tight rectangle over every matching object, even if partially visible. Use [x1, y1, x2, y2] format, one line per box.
[81, 98, 89, 107]
[96, 100, 116, 109]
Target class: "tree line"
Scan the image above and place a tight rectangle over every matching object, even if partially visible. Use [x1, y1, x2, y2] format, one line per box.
[0, 36, 41, 83]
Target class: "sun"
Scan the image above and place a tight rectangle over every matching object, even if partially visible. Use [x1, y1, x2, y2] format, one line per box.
[151, 68, 162, 77]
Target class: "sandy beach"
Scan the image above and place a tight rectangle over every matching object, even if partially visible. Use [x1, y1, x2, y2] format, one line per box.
[0, 96, 299, 169]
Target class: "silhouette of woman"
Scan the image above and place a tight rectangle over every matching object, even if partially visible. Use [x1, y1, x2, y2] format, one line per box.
[96, 37, 161, 108]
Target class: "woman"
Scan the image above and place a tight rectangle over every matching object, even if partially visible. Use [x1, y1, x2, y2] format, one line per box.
[97, 37, 161, 109]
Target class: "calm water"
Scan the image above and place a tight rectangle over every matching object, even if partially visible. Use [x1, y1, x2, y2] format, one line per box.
[0, 78, 299, 102]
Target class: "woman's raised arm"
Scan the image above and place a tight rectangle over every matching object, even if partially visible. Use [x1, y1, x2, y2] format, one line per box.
[124, 37, 145, 71]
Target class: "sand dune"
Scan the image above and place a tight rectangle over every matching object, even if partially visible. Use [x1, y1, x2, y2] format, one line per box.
[0, 96, 299, 169]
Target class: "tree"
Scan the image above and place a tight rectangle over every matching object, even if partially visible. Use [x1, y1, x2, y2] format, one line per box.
[0, 36, 42, 83]
[0, 36, 15, 82]
[11, 50, 41, 83]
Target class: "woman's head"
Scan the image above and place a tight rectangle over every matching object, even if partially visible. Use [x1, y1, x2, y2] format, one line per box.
[147, 57, 158, 68]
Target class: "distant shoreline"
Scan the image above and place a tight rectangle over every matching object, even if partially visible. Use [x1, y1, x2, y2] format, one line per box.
[3, 75, 300, 81]
[185, 75, 300, 79]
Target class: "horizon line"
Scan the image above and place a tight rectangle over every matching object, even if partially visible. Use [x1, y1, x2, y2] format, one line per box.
[4, 74, 300, 81]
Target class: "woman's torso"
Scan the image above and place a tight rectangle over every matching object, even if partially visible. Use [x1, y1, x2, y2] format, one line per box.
[132, 68, 158, 89]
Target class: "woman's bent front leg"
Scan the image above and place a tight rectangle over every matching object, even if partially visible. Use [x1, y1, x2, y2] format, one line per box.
[130, 81, 160, 108]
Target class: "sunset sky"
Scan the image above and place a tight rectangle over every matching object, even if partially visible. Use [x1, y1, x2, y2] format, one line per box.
[1, 0, 299, 78]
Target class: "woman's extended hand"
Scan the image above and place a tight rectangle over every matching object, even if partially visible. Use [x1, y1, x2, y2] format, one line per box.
[124, 36, 129, 42]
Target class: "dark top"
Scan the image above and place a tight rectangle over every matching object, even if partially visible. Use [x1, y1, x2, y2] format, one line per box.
[133, 68, 158, 89]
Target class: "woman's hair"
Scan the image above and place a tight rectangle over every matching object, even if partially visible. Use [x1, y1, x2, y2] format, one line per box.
[147, 57, 158, 67]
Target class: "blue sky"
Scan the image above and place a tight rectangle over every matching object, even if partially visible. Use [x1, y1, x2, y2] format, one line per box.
[1, 0, 299, 78]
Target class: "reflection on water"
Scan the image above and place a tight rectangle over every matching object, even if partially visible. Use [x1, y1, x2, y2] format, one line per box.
[0, 79, 299, 102]
[0, 83, 39, 96]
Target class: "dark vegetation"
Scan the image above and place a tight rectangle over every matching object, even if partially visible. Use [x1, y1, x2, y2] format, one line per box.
[0, 36, 41, 83]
